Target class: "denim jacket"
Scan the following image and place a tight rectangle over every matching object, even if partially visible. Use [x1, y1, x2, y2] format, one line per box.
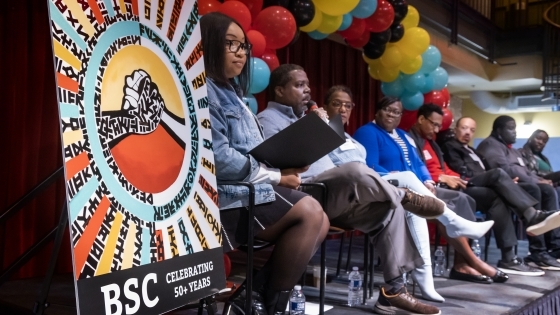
[328, 133, 367, 166]
[207, 79, 276, 210]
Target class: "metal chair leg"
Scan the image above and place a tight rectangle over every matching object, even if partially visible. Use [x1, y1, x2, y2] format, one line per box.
[336, 233, 345, 277]
[345, 232, 354, 273]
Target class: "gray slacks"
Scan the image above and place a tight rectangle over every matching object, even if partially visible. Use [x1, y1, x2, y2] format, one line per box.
[304, 162, 423, 281]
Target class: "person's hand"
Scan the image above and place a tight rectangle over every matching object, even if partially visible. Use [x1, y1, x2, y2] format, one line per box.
[439, 174, 467, 190]
[312, 107, 329, 122]
[278, 167, 309, 189]
[424, 182, 436, 194]
[512, 177, 519, 184]
[538, 178, 554, 186]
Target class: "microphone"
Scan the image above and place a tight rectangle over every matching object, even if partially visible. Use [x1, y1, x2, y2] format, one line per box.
[307, 100, 317, 111]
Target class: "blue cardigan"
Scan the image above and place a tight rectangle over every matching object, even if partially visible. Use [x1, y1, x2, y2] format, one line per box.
[353, 122, 431, 182]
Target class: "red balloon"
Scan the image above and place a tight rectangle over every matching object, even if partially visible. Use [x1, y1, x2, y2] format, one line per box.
[398, 110, 418, 131]
[199, 0, 221, 15]
[338, 18, 366, 41]
[218, 1, 252, 32]
[261, 49, 280, 71]
[226, 0, 263, 19]
[441, 108, 453, 131]
[441, 87, 450, 108]
[253, 6, 297, 49]
[247, 30, 266, 57]
[346, 30, 370, 48]
[423, 90, 446, 108]
[365, 0, 395, 33]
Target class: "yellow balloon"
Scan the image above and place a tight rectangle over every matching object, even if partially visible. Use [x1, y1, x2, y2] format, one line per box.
[402, 5, 420, 29]
[316, 13, 343, 34]
[300, 10, 323, 32]
[368, 65, 380, 80]
[397, 27, 430, 58]
[380, 44, 403, 68]
[400, 55, 423, 74]
[377, 66, 400, 82]
[312, 0, 359, 16]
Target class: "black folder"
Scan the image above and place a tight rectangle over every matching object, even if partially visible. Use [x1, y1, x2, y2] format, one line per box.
[249, 113, 346, 169]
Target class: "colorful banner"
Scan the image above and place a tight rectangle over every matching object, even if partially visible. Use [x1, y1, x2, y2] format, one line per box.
[47, 0, 224, 314]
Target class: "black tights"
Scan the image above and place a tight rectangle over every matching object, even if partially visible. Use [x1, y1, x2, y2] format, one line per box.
[254, 196, 329, 291]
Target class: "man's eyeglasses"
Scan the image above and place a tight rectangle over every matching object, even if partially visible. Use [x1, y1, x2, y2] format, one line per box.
[426, 117, 443, 129]
[225, 40, 252, 54]
[330, 100, 355, 110]
[381, 107, 402, 116]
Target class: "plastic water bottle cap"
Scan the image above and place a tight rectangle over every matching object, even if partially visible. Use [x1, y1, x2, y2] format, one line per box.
[294, 285, 302, 290]
[352, 266, 359, 271]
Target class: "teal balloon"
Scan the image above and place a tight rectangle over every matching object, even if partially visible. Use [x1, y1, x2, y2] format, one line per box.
[249, 57, 270, 94]
[350, 0, 377, 18]
[419, 74, 434, 93]
[401, 91, 424, 111]
[429, 67, 449, 91]
[308, 30, 329, 40]
[243, 94, 258, 114]
[339, 14, 353, 31]
[402, 72, 426, 93]
[381, 77, 404, 97]
[420, 45, 442, 74]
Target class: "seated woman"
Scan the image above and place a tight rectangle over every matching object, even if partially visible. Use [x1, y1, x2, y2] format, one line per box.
[201, 13, 329, 315]
[323, 86, 495, 303]
[353, 97, 507, 291]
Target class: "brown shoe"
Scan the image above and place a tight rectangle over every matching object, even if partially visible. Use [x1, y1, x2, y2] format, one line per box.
[400, 188, 444, 219]
[373, 287, 441, 315]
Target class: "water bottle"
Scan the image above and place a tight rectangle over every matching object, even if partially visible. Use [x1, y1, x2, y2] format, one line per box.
[347, 266, 363, 307]
[471, 239, 481, 259]
[433, 246, 446, 277]
[289, 285, 305, 315]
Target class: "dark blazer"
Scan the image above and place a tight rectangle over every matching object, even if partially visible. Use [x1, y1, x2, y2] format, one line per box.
[442, 139, 487, 178]
[476, 135, 540, 184]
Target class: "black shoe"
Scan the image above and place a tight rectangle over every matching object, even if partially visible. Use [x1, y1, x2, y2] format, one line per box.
[497, 256, 545, 276]
[490, 269, 509, 283]
[223, 282, 267, 315]
[525, 252, 560, 271]
[265, 289, 291, 315]
[526, 210, 560, 236]
[448, 269, 493, 284]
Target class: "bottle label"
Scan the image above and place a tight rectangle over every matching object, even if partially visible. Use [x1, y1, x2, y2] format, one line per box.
[291, 301, 305, 311]
[349, 280, 362, 289]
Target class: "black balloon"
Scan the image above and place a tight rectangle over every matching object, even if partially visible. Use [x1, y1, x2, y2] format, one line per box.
[263, 0, 290, 8]
[389, 24, 405, 42]
[288, 0, 315, 27]
[390, 0, 408, 25]
[363, 42, 386, 59]
[289, 29, 301, 46]
[368, 29, 392, 46]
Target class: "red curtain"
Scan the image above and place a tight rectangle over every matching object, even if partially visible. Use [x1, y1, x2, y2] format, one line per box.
[0, 0, 72, 279]
[0, 3, 380, 279]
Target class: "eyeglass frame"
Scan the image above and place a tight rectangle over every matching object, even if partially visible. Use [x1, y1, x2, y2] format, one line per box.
[425, 117, 443, 129]
[329, 99, 355, 110]
[380, 107, 403, 117]
[225, 39, 252, 54]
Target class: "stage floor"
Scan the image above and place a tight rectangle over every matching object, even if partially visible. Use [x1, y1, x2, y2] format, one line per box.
[1, 236, 559, 315]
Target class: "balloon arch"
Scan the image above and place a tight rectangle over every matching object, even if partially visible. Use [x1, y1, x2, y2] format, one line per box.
[200, 0, 453, 130]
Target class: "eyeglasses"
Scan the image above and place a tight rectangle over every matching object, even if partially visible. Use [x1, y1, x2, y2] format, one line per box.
[381, 107, 402, 116]
[426, 117, 443, 129]
[225, 40, 252, 54]
[330, 100, 355, 110]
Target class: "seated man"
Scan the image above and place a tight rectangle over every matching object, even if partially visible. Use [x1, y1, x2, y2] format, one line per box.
[411, 108, 546, 276]
[519, 129, 560, 193]
[257, 64, 491, 315]
[472, 115, 560, 269]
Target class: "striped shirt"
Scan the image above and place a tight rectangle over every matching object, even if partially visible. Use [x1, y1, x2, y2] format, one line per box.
[389, 129, 412, 166]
